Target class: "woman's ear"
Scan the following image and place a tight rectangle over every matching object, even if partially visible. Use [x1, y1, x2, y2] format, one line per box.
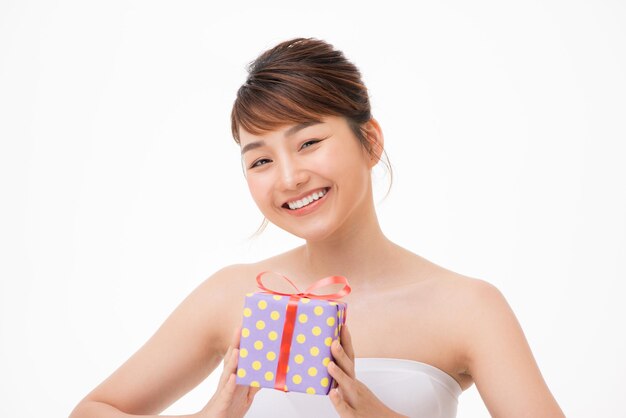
[363, 117, 385, 168]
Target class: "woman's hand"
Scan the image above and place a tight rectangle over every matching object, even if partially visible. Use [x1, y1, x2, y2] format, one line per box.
[197, 327, 260, 418]
[327, 324, 407, 418]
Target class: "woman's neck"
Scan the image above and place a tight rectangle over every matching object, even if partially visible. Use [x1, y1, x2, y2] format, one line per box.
[296, 200, 399, 287]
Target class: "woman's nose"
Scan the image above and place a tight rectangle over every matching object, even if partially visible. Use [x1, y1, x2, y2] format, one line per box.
[278, 157, 309, 190]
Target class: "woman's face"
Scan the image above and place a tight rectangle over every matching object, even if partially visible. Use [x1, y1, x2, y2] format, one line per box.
[239, 115, 378, 241]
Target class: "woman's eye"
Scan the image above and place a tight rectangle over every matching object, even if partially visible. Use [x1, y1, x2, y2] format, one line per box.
[250, 158, 271, 168]
[300, 139, 321, 150]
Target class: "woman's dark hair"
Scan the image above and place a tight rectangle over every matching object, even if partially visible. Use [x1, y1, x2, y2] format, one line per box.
[231, 37, 376, 156]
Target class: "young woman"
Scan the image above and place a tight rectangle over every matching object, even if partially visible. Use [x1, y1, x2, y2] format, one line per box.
[70, 38, 565, 418]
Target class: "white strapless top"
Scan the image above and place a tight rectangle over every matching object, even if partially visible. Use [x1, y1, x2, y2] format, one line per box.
[245, 357, 462, 418]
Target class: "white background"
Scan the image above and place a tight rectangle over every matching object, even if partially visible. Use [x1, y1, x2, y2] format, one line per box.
[1, 1, 625, 417]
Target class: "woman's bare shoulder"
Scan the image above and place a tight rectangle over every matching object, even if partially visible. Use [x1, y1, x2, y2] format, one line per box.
[422, 265, 510, 321]
[72, 262, 274, 414]
[445, 273, 520, 338]
[198, 249, 302, 294]
[197, 263, 259, 295]
[193, 253, 302, 337]
[402, 251, 504, 302]
[398, 253, 512, 334]
[421, 267, 523, 363]
[438, 270, 509, 314]
[430, 269, 562, 415]
[434, 268, 503, 298]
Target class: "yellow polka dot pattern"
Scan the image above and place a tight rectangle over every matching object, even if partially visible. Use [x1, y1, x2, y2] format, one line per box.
[236, 292, 347, 395]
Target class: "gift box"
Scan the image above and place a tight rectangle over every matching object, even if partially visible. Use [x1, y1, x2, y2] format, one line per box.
[235, 271, 350, 395]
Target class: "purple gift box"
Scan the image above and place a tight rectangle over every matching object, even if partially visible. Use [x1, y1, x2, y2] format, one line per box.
[235, 272, 350, 395]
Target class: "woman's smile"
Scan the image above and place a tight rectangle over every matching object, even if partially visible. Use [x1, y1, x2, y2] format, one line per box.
[281, 186, 331, 216]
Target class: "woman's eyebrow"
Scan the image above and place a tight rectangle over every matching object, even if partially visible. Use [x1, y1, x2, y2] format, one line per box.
[241, 140, 265, 155]
[240, 120, 324, 155]
[284, 120, 323, 137]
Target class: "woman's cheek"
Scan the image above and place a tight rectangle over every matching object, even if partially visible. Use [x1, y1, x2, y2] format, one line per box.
[247, 177, 273, 209]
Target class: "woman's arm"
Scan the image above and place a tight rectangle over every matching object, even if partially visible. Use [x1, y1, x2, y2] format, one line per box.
[69, 265, 251, 417]
[461, 280, 565, 418]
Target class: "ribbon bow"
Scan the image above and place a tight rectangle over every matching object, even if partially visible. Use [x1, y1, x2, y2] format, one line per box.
[254, 271, 351, 392]
[255, 271, 351, 300]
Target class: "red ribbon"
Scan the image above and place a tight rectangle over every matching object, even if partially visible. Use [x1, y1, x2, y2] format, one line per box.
[255, 271, 351, 391]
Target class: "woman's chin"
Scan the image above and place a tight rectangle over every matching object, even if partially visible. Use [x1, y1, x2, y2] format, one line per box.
[275, 221, 335, 242]
[289, 229, 330, 242]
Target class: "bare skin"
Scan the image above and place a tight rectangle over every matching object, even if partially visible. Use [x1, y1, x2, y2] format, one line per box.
[70, 116, 564, 417]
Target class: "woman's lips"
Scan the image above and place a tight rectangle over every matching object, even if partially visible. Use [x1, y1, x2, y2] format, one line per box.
[282, 187, 329, 209]
[282, 187, 330, 216]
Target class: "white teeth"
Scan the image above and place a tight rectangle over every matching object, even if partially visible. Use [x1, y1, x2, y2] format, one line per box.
[287, 188, 327, 210]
